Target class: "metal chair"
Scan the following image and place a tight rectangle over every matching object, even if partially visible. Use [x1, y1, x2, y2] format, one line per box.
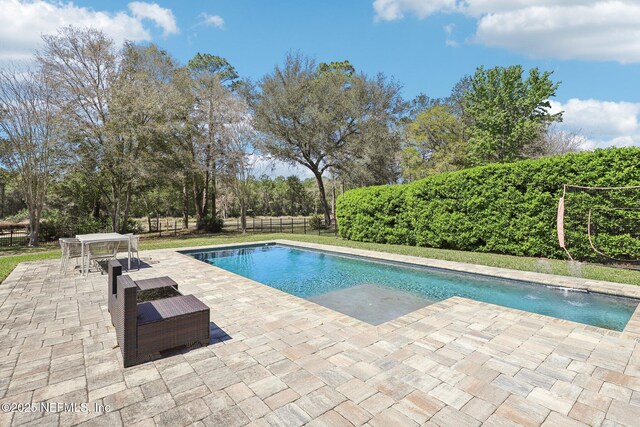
[59, 238, 82, 273]
[87, 240, 122, 273]
[126, 234, 140, 268]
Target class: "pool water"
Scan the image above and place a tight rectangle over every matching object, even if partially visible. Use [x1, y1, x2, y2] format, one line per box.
[184, 244, 639, 331]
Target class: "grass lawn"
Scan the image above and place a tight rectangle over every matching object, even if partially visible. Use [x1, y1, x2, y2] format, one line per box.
[1, 232, 639, 286]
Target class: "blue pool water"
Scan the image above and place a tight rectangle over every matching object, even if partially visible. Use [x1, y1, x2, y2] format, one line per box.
[184, 244, 639, 331]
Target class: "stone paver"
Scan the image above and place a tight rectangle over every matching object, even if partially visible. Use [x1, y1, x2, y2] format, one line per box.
[1, 239, 640, 426]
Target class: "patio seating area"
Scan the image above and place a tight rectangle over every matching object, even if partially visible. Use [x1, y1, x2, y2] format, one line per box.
[1, 241, 640, 426]
[59, 233, 141, 276]
[107, 261, 210, 367]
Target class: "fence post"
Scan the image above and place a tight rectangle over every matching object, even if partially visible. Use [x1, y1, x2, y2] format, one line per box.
[291, 218, 294, 233]
[9, 229, 13, 246]
[237, 218, 239, 231]
[261, 218, 263, 233]
[304, 218, 306, 234]
[159, 222, 161, 237]
[280, 218, 283, 232]
[174, 220, 177, 236]
[270, 218, 272, 233]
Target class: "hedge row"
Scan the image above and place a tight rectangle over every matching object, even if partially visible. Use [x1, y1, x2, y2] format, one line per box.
[336, 148, 640, 260]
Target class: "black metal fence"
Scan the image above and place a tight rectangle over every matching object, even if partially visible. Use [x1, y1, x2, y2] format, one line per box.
[142, 219, 192, 238]
[223, 217, 338, 236]
[0, 229, 30, 247]
[144, 216, 338, 236]
[0, 216, 338, 248]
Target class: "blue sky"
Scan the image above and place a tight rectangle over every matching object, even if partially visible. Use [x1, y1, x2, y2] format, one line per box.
[1, 0, 640, 161]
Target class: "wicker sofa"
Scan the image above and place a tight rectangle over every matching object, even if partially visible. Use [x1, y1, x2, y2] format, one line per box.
[107, 261, 210, 367]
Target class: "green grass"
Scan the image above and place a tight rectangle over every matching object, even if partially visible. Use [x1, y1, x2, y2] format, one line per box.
[1, 232, 639, 286]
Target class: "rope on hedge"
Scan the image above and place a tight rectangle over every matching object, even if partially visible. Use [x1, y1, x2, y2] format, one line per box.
[562, 184, 640, 264]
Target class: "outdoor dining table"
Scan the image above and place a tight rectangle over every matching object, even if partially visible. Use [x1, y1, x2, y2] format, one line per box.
[76, 232, 131, 276]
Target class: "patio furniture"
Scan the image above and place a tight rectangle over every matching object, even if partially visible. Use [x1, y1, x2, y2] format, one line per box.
[76, 233, 131, 276]
[87, 240, 122, 273]
[125, 234, 140, 268]
[135, 276, 179, 291]
[107, 260, 179, 314]
[59, 238, 82, 272]
[114, 274, 210, 367]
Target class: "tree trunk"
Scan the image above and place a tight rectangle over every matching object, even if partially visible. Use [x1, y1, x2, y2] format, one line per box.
[92, 199, 100, 219]
[182, 180, 189, 229]
[28, 210, 39, 246]
[240, 202, 247, 233]
[313, 171, 331, 226]
[121, 182, 132, 234]
[331, 184, 336, 225]
[202, 169, 209, 218]
[211, 162, 217, 218]
[0, 182, 5, 218]
[111, 183, 120, 232]
[192, 177, 204, 226]
[207, 100, 216, 219]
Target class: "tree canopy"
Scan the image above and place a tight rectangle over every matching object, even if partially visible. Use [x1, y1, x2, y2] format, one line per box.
[250, 53, 403, 225]
[0, 25, 584, 245]
[463, 65, 563, 164]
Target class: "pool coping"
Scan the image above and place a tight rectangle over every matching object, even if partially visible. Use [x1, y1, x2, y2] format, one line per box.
[174, 239, 640, 339]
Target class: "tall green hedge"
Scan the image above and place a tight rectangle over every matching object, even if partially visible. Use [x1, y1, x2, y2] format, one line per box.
[336, 148, 640, 260]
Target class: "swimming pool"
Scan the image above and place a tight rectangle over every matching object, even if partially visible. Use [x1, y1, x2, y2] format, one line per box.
[184, 243, 639, 330]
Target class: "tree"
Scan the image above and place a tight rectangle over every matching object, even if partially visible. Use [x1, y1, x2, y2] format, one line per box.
[218, 94, 255, 232]
[38, 27, 122, 230]
[40, 28, 188, 233]
[463, 65, 562, 164]
[283, 176, 311, 215]
[401, 104, 467, 179]
[335, 121, 402, 187]
[527, 125, 586, 158]
[107, 43, 183, 232]
[250, 53, 403, 225]
[186, 53, 240, 227]
[188, 53, 239, 89]
[445, 75, 471, 127]
[0, 67, 62, 245]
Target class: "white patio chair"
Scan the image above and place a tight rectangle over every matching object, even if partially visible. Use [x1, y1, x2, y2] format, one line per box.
[126, 233, 140, 269]
[58, 238, 67, 272]
[87, 240, 122, 273]
[59, 238, 82, 273]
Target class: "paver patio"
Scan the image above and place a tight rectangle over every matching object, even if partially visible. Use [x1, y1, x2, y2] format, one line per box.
[1, 239, 640, 426]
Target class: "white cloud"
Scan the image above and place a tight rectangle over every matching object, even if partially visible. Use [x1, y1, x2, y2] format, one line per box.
[550, 98, 640, 148]
[200, 13, 225, 29]
[475, 3, 640, 63]
[0, 0, 178, 62]
[128, 2, 179, 37]
[373, 0, 454, 21]
[443, 23, 458, 47]
[373, 0, 640, 63]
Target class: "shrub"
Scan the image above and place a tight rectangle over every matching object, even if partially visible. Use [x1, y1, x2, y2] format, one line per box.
[123, 217, 143, 234]
[39, 210, 108, 241]
[308, 215, 325, 230]
[197, 215, 224, 233]
[336, 148, 640, 260]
